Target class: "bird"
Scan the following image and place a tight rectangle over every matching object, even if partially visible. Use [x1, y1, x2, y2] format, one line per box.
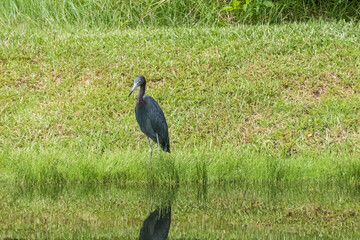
[128, 76, 170, 160]
[139, 206, 171, 240]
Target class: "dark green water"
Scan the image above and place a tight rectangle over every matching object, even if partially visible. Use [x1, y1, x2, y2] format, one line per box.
[1, 181, 360, 239]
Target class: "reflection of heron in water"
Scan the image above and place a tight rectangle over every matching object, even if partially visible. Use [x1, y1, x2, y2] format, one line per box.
[139, 206, 171, 240]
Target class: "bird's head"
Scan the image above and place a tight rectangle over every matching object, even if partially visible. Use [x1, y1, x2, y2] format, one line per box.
[128, 75, 146, 97]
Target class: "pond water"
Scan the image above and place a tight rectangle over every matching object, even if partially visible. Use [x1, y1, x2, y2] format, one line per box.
[1, 181, 359, 239]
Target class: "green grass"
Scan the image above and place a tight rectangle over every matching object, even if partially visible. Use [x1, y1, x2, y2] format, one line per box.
[0, 0, 222, 28]
[1, 0, 360, 28]
[1, 145, 359, 184]
[1, 3, 360, 239]
[0, 21, 359, 184]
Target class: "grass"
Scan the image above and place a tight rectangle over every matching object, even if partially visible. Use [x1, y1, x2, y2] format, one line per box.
[0, 4, 360, 238]
[1, 145, 359, 184]
[0, 0, 222, 28]
[0, 20, 360, 184]
[1, 0, 360, 28]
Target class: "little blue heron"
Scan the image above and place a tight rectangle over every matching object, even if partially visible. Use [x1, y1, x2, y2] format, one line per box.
[128, 76, 170, 161]
[139, 206, 171, 240]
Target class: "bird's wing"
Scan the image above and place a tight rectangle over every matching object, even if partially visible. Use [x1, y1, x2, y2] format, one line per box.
[143, 95, 169, 138]
[154, 207, 171, 239]
[139, 207, 171, 240]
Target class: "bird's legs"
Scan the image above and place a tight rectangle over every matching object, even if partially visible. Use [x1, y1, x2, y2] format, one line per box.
[149, 199, 153, 215]
[147, 137, 152, 164]
[156, 133, 161, 159]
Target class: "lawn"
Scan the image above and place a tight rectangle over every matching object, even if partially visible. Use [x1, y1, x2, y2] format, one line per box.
[0, 21, 359, 184]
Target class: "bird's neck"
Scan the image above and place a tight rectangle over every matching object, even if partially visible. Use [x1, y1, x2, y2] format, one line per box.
[137, 84, 146, 103]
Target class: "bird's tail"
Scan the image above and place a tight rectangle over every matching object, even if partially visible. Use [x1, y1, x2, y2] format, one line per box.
[161, 139, 170, 153]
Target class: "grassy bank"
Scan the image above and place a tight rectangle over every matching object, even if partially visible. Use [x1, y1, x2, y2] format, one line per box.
[1, 0, 360, 28]
[1, 146, 360, 184]
[0, 22, 359, 184]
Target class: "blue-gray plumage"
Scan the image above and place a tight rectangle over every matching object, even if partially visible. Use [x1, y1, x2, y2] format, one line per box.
[139, 206, 171, 240]
[128, 76, 170, 158]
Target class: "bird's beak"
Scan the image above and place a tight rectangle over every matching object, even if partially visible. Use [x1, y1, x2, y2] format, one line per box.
[128, 82, 139, 97]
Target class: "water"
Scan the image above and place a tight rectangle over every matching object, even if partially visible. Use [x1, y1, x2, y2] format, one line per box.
[1, 181, 359, 239]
